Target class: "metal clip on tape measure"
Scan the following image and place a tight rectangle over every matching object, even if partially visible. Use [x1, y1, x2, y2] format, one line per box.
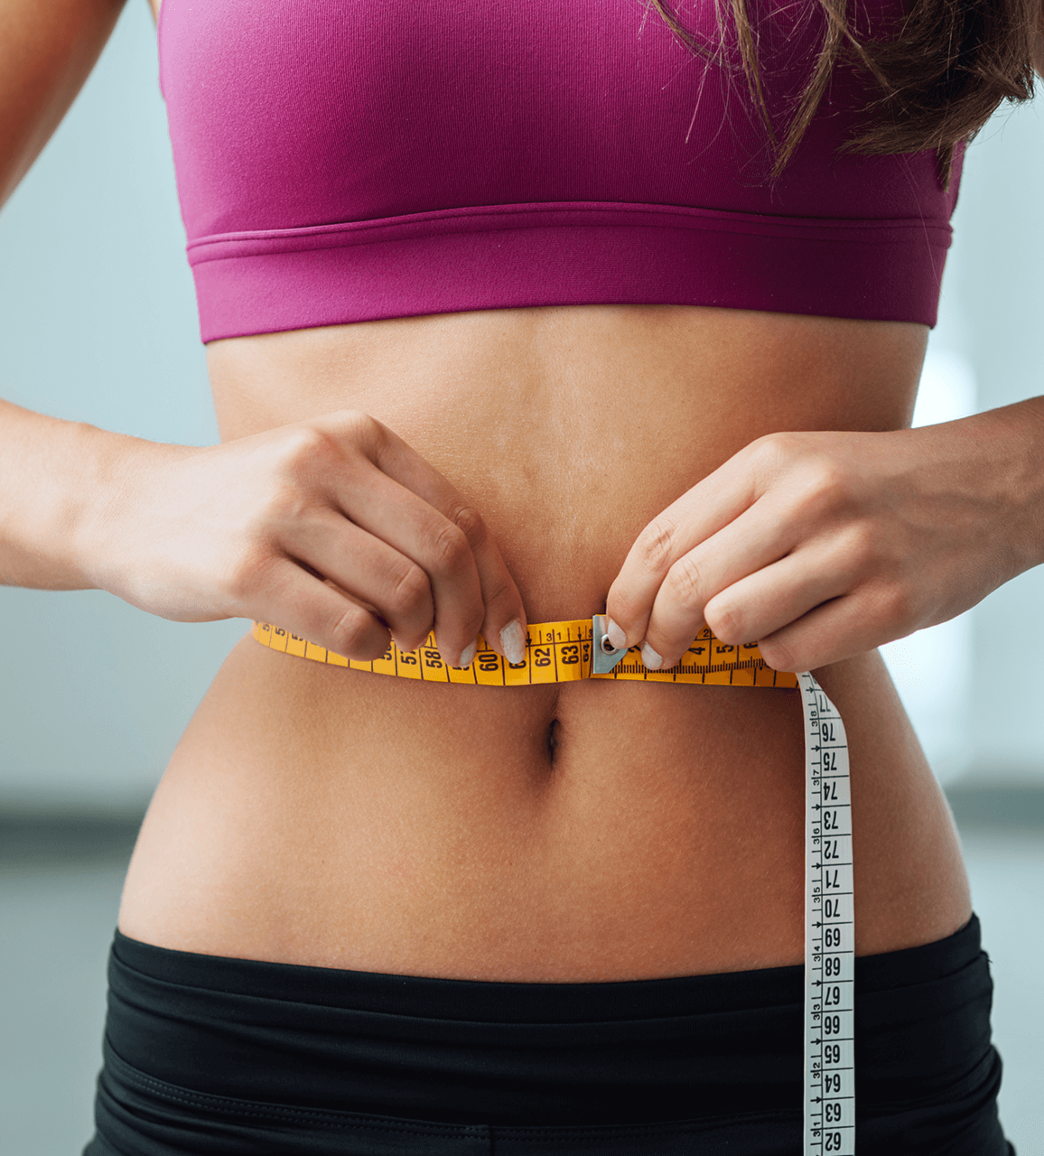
[252, 615, 855, 1154]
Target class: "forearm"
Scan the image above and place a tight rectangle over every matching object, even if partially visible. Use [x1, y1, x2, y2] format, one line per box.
[953, 394, 1044, 581]
[0, 396, 156, 590]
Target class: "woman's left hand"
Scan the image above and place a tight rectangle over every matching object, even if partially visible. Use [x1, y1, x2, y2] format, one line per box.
[604, 408, 1044, 673]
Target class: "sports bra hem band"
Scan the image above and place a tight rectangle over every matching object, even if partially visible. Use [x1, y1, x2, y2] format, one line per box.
[186, 201, 952, 266]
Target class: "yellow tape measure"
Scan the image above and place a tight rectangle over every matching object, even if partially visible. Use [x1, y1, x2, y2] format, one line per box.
[251, 616, 798, 688]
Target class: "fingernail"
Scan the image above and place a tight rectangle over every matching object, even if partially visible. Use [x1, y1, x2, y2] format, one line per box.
[606, 617, 627, 650]
[501, 619, 526, 665]
[641, 641, 662, 670]
[458, 640, 477, 668]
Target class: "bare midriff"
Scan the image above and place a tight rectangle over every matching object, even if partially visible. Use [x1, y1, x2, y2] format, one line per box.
[117, 303, 971, 981]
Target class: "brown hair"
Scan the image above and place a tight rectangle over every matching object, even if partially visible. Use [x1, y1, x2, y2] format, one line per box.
[647, 0, 1043, 183]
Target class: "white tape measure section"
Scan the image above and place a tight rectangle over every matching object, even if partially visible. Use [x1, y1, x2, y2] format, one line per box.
[800, 672, 855, 1155]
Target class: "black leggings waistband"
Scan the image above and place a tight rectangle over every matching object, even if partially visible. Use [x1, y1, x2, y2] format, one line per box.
[109, 914, 982, 1023]
[87, 915, 1012, 1155]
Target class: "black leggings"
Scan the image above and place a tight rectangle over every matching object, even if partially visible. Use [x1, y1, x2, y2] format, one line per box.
[86, 915, 1011, 1155]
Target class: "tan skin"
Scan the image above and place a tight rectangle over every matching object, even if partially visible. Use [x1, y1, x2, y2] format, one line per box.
[117, 306, 974, 980]
[30, 0, 1044, 985]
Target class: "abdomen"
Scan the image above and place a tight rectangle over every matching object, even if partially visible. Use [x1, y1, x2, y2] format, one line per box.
[118, 303, 971, 979]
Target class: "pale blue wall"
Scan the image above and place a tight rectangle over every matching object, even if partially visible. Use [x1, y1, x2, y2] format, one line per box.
[938, 104, 1044, 782]
[1, 0, 1042, 809]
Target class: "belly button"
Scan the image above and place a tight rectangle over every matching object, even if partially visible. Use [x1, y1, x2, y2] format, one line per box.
[546, 719, 559, 762]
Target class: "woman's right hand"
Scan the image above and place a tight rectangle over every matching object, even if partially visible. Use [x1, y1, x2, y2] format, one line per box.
[87, 410, 528, 668]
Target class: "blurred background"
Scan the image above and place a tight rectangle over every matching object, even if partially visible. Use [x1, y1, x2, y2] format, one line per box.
[1, 0, 1042, 1152]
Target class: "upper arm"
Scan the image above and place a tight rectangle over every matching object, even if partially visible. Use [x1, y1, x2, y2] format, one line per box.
[0, 0, 127, 210]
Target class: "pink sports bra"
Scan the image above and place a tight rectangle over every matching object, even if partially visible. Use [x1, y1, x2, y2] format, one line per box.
[157, 0, 962, 343]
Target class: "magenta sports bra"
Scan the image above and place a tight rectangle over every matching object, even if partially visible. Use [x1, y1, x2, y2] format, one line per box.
[157, 0, 962, 343]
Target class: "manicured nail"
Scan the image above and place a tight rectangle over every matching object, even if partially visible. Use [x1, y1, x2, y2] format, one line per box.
[641, 641, 662, 670]
[501, 619, 526, 665]
[606, 617, 627, 650]
[458, 640, 477, 668]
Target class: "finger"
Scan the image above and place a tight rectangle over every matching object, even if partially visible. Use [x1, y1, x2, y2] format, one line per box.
[699, 550, 852, 655]
[343, 420, 528, 660]
[637, 496, 803, 667]
[321, 458, 490, 665]
[455, 505, 531, 666]
[255, 557, 392, 661]
[605, 454, 759, 648]
[753, 588, 899, 672]
[281, 507, 436, 654]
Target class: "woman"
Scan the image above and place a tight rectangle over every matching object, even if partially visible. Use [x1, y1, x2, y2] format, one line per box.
[1, 0, 1038, 1151]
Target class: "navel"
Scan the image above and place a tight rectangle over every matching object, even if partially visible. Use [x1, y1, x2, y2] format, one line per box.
[545, 718, 560, 763]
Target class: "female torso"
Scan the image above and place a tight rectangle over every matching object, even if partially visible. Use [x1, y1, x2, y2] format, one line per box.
[118, 302, 972, 980]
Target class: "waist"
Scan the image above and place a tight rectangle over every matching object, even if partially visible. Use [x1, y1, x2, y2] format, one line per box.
[120, 637, 971, 978]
